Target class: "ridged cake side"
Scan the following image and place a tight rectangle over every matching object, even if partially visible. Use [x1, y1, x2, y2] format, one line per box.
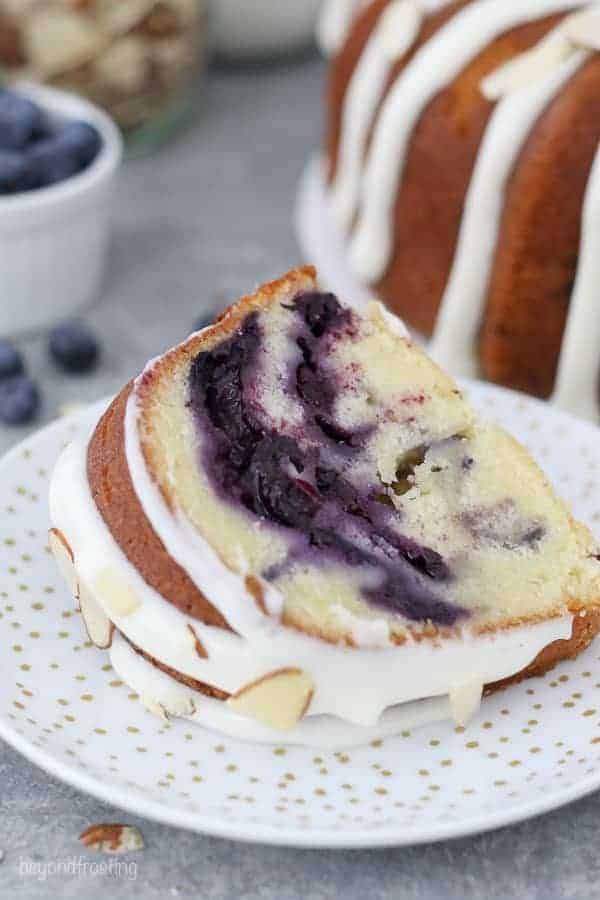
[325, 0, 600, 407]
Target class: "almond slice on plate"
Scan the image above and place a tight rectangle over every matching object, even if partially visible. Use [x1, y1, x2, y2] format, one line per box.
[48, 527, 79, 600]
[141, 689, 196, 721]
[228, 668, 314, 731]
[79, 582, 114, 649]
[79, 824, 144, 854]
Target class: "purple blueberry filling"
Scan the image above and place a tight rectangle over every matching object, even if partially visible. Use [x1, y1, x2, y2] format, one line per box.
[188, 292, 469, 627]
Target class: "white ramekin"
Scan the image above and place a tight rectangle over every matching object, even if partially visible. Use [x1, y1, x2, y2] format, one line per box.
[209, 0, 322, 59]
[0, 82, 123, 338]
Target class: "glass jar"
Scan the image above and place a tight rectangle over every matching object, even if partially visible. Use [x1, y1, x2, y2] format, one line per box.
[0, 0, 206, 154]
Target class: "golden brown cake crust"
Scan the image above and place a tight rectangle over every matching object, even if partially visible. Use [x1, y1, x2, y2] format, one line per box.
[486, 609, 600, 694]
[327, 3, 600, 398]
[326, 0, 468, 189]
[87, 383, 232, 630]
[480, 56, 600, 398]
[373, 12, 565, 334]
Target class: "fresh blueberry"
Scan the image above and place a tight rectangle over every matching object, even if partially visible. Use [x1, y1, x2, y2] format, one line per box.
[58, 121, 102, 169]
[49, 321, 100, 373]
[0, 150, 37, 194]
[27, 136, 79, 188]
[0, 90, 44, 151]
[0, 376, 39, 425]
[0, 340, 24, 378]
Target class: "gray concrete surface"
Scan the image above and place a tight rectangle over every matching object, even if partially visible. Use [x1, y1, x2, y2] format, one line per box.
[1, 58, 599, 900]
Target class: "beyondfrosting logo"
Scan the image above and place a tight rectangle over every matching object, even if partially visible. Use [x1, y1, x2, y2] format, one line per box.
[17, 855, 138, 882]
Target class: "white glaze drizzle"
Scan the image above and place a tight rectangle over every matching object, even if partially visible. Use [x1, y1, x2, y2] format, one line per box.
[430, 52, 586, 377]
[552, 146, 600, 421]
[349, 0, 586, 285]
[329, 0, 425, 231]
[317, 0, 369, 56]
[48, 411, 575, 742]
[480, 5, 600, 99]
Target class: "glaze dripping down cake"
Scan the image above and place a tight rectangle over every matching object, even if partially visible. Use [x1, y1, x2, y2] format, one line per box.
[49, 268, 600, 747]
[324, 0, 600, 420]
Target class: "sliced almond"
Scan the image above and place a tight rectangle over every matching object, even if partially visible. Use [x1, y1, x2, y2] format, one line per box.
[79, 824, 144, 854]
[169, 0, 198, 25]
[1, 0, 38, 15]
[94, 569, 141, 618]
[245, 575, 267, 615]
[566, 9, 600, 51]
[141, 689, 196, 721]
[97, 0, 156, 35]
[187, 624, 208, 659]
[48, 528, 79, 600]
[228, 668, 314, 731]
[141, 695, 169, 721]
[449, 682, 482, 727]
[94, 35, 149, 94]
[480, 32, 572, 101]
[79, 582, 114, 649]
[62, 0, 97, 10]
[23, 9, 107, 78]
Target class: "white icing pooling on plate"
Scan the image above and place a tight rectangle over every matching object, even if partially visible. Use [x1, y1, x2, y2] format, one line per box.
[552, 146, 600, 421]
[329, 0, 425, 231]
[349, 0, 586, 285]
[49, 413, 575, 741]
[430, 52, 586, 378]
[109, 632, 454, 749]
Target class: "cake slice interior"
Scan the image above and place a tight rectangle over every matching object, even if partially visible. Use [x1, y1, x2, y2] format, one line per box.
[133, 267, 600, 642]
[50, 267, 600, 744]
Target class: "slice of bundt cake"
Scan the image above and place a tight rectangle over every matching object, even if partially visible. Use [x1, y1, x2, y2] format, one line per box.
[325, 0, 600, 418]
[49, 268, 600, 747]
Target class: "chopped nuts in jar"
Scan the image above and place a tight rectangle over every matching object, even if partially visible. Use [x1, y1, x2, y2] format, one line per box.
[0, 0, 206, 146]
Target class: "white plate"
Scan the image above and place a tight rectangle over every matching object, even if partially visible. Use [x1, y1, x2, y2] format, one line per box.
[2, 392, 600, 847]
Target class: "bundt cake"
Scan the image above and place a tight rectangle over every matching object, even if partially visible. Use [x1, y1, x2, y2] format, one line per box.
[49, 268, 600, 747]
[324, 0, 600, 420]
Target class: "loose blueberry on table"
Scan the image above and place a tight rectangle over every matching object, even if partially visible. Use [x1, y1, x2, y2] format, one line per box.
[0, 339, 24, 379]
[49, 322, 100, 374]
[0, 89, 102, 195]
[0, 375, 40, 425]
